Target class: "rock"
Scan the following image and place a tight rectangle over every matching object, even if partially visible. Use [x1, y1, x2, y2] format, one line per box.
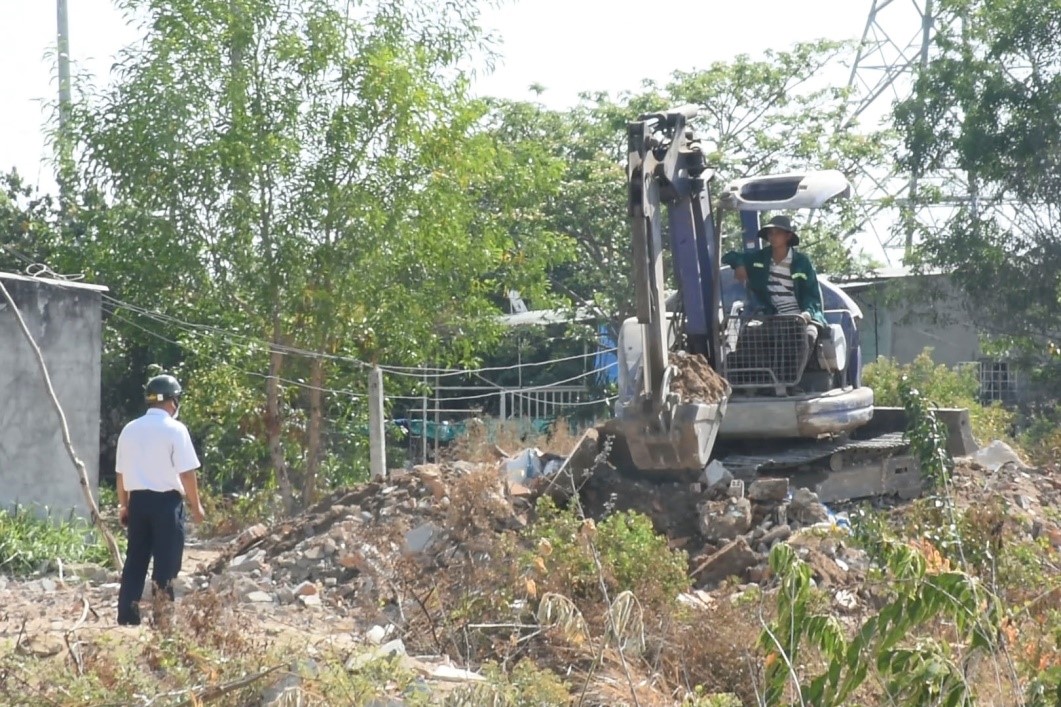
[970, 440, 1028, 472]
[416, 465, 448, 500]
[18, 634, 64, 657]
[246, 591, 274, 604]
[298, 594, 322, 608]
[691, 537, 761, 586]
[804, 548, 848, 586]
[746, 563, 774, 584]
[64, 562, 112, 584]
[700, 460, 733, 489]
[564, 427, 601, 477]
[365, 625, 392, 645]
[698, 498, 752, 541]
[39, 578, 57, 593]
[345, 639, 407, 671]
[834, 589, 858, 611]
[760, 524, 792, 547]
[403, 523, 441, 556]
[233, 522, 269, 549]
[788, 488, 830, 525]
[294, 581, 318, 596]
[748, 478, 790, 502]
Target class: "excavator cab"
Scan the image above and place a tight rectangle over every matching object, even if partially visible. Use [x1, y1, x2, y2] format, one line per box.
[712, 170, 876, 440]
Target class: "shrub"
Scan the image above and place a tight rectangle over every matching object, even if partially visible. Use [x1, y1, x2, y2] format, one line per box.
[863, 347, 1016, 444]
[0, 506, 117, 576]
[528, 496, 690, 610]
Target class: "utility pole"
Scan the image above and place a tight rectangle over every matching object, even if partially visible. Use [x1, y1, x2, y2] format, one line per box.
[56, 0, 73, 199]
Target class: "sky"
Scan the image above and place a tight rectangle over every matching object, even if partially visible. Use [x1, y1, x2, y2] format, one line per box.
[0, 0, 917, 259]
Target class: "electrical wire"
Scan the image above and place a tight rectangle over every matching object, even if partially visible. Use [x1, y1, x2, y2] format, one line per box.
[16, 247, 620, 406]
[102, 303, 618, 406]
[103, 293, 616, 378]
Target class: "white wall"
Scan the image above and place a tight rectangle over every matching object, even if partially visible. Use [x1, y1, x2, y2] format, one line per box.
[0, 274, 104, 519]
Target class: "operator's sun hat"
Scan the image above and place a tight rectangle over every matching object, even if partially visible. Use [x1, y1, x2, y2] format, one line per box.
[757, 215, 800, 246]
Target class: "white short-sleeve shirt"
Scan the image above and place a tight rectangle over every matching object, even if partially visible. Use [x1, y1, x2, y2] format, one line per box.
[115, 408, 201, 493]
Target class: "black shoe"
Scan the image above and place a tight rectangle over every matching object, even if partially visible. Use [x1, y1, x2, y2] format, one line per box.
[118, 607, 141, 626]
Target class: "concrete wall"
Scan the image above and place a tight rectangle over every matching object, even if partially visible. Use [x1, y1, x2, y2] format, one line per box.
[847, 274, 981, 368]
[0, 273, 104, 519]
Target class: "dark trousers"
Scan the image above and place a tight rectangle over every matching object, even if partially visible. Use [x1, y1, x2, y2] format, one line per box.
[117, 490, 185, 625]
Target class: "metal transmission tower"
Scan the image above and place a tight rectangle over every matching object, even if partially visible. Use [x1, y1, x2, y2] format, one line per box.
[844, 0, 948, 261]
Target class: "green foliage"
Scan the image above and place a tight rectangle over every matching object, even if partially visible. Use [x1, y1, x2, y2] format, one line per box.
[863, 347, 1017, 444]
[894, 0, 1061, 348]
[761, 540, 1001, 706]
[488, 40, 891, 327]
[0, 506, 117, 576]
[899, 375, 955, 489]
[863, 348, 979, 407]
[56, 0, 575, 509]
[448, 660, 571, 706]
[529, 496, 690, 607]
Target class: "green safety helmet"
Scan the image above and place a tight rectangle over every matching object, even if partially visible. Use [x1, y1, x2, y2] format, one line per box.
[145, 374, 182, 403]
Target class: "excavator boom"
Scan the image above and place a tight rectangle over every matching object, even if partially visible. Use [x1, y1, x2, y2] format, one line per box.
[610, 106, 730, 471]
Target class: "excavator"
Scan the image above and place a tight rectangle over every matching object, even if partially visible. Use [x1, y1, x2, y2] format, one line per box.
[605, 105, 974, 503]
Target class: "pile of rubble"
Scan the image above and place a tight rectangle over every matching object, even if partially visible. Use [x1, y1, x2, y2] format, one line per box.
[182, 430, 1061, 620]
[196, 460, 530, 611]
[185, 435, 869, 626]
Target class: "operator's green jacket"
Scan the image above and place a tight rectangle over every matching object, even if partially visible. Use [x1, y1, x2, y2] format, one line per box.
[721, 247, 828, 327]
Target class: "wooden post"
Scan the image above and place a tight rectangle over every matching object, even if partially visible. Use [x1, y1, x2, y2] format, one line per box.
[368, 366, 386, 480]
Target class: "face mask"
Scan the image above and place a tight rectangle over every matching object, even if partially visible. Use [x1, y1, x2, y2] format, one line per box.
[172, 402, 181, 420]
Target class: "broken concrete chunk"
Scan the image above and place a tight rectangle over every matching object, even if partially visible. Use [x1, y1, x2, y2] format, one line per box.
[246, 591, 274, 604]
[788, 488, 830, 525]
[748, 478, 790, 503]
[698, 498, 752, 542]
[691, 537, 761, 587]
[403, 522, 441, 556]
[700, 460, 733, 489]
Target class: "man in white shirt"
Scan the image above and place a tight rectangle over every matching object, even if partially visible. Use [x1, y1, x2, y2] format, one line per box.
[115, 374, 206, 626]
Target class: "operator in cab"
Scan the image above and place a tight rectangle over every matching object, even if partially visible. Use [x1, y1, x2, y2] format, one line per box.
[722, 214, 827, 347]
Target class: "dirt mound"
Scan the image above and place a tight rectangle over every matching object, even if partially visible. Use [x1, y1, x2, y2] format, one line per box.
[669, 351, 729, 404]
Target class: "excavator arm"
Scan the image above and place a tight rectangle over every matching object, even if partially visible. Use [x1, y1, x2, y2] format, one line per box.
[613, 106, 729, 471]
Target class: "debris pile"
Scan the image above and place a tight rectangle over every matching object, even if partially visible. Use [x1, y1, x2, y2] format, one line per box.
[198, 461, 532, 611]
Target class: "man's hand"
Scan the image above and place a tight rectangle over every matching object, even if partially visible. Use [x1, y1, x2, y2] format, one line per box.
[734, 265, 748, 283]
[189, 503, 206, 524]
[119, 506, 129, 527]
[799, 311, 812, 324]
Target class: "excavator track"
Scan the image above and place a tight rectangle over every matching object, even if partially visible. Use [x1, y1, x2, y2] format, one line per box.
[716, 432, 921, 504]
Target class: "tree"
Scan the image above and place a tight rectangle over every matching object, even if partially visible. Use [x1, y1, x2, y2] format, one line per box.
[486, 41, 891, 330]
[894, 0, 1061, 350]
[65, 0, 572, 509]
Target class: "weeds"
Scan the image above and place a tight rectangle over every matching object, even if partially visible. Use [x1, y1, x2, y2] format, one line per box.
[0, 505, 119, 576]
[761, 541, 1003, 706]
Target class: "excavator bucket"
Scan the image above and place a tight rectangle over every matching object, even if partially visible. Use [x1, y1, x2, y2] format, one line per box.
[615, 398, 729, 471]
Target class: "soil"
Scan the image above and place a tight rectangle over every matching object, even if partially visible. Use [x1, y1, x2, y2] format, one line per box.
[669, 351, 729, 404]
